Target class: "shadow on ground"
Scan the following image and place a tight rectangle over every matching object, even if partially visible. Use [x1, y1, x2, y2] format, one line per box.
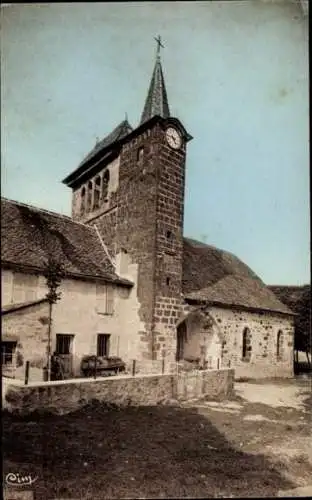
[303, 391, 312, 411]
[3, 402, 295, 499]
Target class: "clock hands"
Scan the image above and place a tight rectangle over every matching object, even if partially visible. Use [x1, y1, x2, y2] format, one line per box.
[170, 135, 177, 145]
[168, 131, 177, 144]
[166, 127, 182, 149]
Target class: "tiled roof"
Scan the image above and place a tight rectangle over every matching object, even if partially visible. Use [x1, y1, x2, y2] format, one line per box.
[140, 55, 170, 125]
[1, 198, 132, 286]
[182, 238, 293, 315]
[62, 119, 133, 186]
[80, 119, 132, 167]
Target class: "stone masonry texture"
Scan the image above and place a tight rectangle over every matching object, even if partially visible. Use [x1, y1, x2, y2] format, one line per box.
[72, 121, 188, 363]
[4, 368, 234, 415]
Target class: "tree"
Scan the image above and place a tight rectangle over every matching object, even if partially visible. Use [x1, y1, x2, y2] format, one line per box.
[293, 285, 311, 365]
[43, 255, 65, 380]
[269, 285, 311, 366]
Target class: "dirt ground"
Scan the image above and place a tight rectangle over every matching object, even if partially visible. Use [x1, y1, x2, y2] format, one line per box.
[3, 377, 312, 499]
[189, 377, 312, 492]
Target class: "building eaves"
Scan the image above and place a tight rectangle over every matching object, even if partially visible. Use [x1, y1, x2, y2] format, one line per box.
[2, 298, 49, 315]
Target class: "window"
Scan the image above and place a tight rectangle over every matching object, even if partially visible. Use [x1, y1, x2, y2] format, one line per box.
[166, 230, 172, 240]
[80, 186, 86, 215]
[94, 176, 101, 209]
[242, 327, 251, 362]
[56, 334, 74, 355]
[96, 283, 114, 315]
[2, 270, 13, 306]
[137, 146, 144, 163]
[1, 341, 17, 365]
[277, 330, 283, 360]
[97, 334, 110, 357]
[12, 273, 38, 303]
[102, 169, 110, 203]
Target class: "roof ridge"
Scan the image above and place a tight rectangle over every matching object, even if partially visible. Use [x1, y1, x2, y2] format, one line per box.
[63, 118, 133, 185]
[1, 197, 95, 231]
[184, 236, 237, 257]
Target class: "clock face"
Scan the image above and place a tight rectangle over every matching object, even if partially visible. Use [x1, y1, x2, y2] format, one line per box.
[166, 127, 182, 150]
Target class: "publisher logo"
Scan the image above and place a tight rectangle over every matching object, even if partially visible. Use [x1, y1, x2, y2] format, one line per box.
[5, 472, 38, 487]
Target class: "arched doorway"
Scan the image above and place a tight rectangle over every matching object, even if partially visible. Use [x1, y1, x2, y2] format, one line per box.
[175, 309, 223, 367]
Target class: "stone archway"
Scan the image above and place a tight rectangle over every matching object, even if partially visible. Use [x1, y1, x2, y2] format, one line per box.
[176, 308, 223, 368]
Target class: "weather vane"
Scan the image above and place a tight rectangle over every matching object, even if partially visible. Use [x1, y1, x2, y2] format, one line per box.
[154, 35, 164, 56]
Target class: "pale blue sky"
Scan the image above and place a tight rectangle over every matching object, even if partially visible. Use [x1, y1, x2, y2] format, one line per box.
[1, 1, 309, 285]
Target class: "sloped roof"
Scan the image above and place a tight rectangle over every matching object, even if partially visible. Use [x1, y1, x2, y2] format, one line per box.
[140, 55, 170, 125]
[2, 298, 48, 315]
[1, 198, 132, 286]
[182, 238, 293, 315]
[80, 119, 133, 167]
[62, 119, 133, 186]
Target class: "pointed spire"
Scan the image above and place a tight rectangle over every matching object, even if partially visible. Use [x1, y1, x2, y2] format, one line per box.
[140, 36, 170, 125]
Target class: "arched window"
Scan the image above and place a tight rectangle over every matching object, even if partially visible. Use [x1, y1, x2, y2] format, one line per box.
[86, 181, 93, 212]
[242, 327, 251, 362]
[102, 169, 110, 203]
[137, 146, 144, 163]
[93, 176, 101, 210]
[80, 186, 86, 215]
[277, 330, 283, 360]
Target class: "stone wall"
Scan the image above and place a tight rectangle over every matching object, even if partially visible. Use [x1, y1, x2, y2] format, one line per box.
[209, 306, 294, 379]
[2, 301, 50, 382]
[3, 368, 234, 415]
[79, 121, 189, 363]
[152, 139, 186, 361]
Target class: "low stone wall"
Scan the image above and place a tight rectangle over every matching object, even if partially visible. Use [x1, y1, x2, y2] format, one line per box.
[3, 368, 234, 415]
[234, 362, 293, 380]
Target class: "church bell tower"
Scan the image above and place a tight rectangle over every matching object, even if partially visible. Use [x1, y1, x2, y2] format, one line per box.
[115, 37, 192, 362]
[62, 37, 192, 364]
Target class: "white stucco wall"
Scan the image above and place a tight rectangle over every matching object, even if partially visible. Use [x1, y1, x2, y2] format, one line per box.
[1, 266, 145, 377]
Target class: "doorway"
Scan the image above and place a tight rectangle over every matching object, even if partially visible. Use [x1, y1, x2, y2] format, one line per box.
[55, 334, 74, 378]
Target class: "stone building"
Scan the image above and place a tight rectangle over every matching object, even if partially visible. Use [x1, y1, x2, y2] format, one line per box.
[1, 44, 295, 381]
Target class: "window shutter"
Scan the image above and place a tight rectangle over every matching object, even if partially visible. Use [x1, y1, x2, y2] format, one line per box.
[2, 271, 13, 305]
[106, 285, 114, 314]
[12, 273, 26, 303]
[25, 275, 39, 301]
[96, 283, 114, 315]
[96, 283, 106, 314]
[12, 273, 38, 304]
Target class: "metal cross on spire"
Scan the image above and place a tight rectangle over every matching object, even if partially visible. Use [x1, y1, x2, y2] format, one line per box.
[154, 35, 164, 57]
